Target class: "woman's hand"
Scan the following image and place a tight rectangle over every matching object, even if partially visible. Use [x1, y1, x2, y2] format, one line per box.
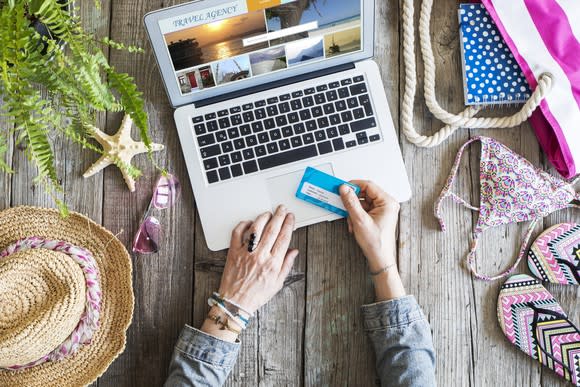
[218, 205, 299, 315]
[339, 180, 405, 301]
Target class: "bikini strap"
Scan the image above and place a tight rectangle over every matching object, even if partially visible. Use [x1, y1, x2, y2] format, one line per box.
[467, 218, 540, 281]
[434, 137, 482, 231]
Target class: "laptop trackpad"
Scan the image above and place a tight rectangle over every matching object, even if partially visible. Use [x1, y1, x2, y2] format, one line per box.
[266, 163, 335, 223]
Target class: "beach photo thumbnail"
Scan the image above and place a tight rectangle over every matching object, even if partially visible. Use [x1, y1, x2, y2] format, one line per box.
[164, 11, 268, 71]
[250, 46, 287, 76]
[215, 55, 252, 85]
[286, 37, 324, 66]
[324, 26, 361, 58]
[265, 0, 361, 45]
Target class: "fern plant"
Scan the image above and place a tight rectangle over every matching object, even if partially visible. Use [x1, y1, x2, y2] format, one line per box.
[0, 0, 152, 214]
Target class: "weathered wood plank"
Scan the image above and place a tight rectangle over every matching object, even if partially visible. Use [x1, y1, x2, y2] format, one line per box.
[98, 0, 196, 386]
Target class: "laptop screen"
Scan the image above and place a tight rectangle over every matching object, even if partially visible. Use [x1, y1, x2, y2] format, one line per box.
[158, 0, 363, 97]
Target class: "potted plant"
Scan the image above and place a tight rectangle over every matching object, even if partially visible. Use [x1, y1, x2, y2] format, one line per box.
[0, 0, 153, 213]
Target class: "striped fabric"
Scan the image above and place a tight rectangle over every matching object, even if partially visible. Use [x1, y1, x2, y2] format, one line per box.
[482, 0, 580, 179]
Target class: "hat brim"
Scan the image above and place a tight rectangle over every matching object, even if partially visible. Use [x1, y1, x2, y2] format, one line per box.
[0, 206, 134, 387]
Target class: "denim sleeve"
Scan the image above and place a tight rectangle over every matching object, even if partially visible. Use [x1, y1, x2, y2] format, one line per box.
[362, 295, 436, 387]
[164, 325, 240, 387]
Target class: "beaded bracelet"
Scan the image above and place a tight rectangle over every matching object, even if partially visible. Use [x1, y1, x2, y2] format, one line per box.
[208, 295, 249, 329]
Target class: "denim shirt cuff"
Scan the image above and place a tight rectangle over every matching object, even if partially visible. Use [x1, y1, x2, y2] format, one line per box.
[361, 295, 425, 330]
[175, 325, 241, 368]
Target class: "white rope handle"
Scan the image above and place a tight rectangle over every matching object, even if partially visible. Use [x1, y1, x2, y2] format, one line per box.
[401, 0, 554, 148]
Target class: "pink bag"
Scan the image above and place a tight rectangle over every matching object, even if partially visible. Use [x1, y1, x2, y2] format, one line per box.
[482, 0, 580, 179]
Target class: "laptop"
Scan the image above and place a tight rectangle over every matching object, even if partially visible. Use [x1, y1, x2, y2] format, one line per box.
[144, 0, 411, 251]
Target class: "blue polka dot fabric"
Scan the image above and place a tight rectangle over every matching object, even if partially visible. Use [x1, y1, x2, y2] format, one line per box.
[459, 3, 532, 106]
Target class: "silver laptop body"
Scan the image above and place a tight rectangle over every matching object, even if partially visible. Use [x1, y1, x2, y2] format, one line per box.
[145, 0, 411, 251]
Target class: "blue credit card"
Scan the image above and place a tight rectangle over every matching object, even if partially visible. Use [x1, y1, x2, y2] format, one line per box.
[295, 167, 361, 218]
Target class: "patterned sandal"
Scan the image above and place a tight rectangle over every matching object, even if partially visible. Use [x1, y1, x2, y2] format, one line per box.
[528, 223, 580, 285]
[497, 274, 580, 385]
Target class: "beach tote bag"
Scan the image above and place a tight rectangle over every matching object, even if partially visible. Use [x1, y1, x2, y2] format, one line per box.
[481, 0, 580, 179]
[402, 0, 580, 179]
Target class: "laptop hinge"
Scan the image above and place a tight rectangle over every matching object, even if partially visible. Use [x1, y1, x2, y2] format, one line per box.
[194, 62, 356, 108]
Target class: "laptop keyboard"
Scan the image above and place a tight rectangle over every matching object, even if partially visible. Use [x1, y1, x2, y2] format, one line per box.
[191, 75, 381, 184]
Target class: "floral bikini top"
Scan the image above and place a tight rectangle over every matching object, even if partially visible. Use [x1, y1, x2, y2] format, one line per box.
[435, 136, 579, 281]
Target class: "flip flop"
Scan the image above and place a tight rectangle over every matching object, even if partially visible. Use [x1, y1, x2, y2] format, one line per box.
[528, 223, 580, 285]
[497, 274, 580, 386]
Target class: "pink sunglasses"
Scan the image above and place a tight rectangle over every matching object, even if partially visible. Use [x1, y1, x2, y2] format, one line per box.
[132, 174, 181, 254]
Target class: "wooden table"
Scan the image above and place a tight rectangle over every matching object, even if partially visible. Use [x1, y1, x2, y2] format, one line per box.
[1, 1, 577, 385]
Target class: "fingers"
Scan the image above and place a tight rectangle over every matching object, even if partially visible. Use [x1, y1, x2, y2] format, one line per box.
[231, 221, 252, 249]
[347, 217, 353, 233]
[271, 212, 295, 257]
[349, 180, 388, 205]
[260, 205, 289, 251]
[278, 248, 299, 285]
[339, 184, 368, 225]
[243, 212, 272, 246]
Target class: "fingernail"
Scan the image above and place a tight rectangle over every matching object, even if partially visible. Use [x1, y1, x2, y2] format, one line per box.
[278, 204, 286, 212]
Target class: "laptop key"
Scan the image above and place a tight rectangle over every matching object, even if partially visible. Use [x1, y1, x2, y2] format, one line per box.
[279, 139, 291, 150]
[288, 112, 300, 123]
[314, 93, 326, 104]
[216, 131, 227, 142]
[219, 155, 230, 166]
[242, 103, 253, 111]
[317, 117, 330, 128]
[198, 133, 215, 147]
[270, 129, 282, 140]
[341, 78, 353, 86]
[279, 102, 291, 114]
[326, 90, 338, 102]
[293, 123, 306, 134]
[230, 106, 242, 114]
[323, 103, 335, 115]
[311, 106, 323, 118]
[353, 108, 365, 120]
[207, 170, 219, 184]
[305, 120, 317, 131]
[291, 99, 303, 110]
[255, 108, 267, 120]
[255, 100, 266, 107]
[326, 127, 338, 138]
[234, 138, 245, 149]
[246, 135, 258, 147]
[221, 141, 233, 153]
[204, 157, 218, 170]
[218, 118, 230, 129]
[292, 90, 303, 98]
[267, 142, 279, 154]
[201, 144, 221, 159]
[341, 111, 353, 122]
[282, 126, 293, 137]
[275, 115, 288, 127]
[314, 130, 326, 141]
[231, 151, 242, 163]
[363, 100, 374, 116]
[227, 127, 240, 139]
[280, 93, 291, 101]
[243, 111, 254, 123]
[205, 112, 217, 120]
[353, 75, 364, 83]
[346, 140, 357, 148]
[194, 123, 206, 135]
[258, 145, 318, 170]
[304, 87, 315, 95]
[317, 141, 333, 155]
[243, 148, 255, 160]
[267, 97, 279, 105]
[302, 96, 314, 107]
[255, 145, 267, 157]
[231, 164, 243, 177]
[192, 116, 204, 123]
[316, 84, 328, 92]
[347, 97, 358, 108]
[356, 131, 369, 145]
[218, 109, 228, 117]
[243, 160, 258, 174]
[299, 109, 311, 121]
[267, 105, 279, 116]
[329, 81, 340, 89]
[350, 117, 377, 132]
[332, 138, 345, 151]
[264, 118, 276, 130]
[240, 124, 251, 136]
[303, 133, 315, 144]
[258, 132, 269, 144]
[207, 120, 219, 132]
[350, 83, 368, 95]
[338, 124, 350, 135]
[329, 114, 341, 126]
[219, 167, 231, 180]
[291, 136, 303, 148]
[370, 134, 381, 142]
[231, 115, 243, 126]
[335, 100, 347, 111]
[338, 87, 350, 99]
[251, 121, 264, 133]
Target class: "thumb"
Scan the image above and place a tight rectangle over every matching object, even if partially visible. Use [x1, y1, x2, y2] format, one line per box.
[339, 184, 367, 224]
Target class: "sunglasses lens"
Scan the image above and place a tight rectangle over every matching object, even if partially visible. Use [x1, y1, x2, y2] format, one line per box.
[153, 174, 181, 210]
[132, 216, 161, 254]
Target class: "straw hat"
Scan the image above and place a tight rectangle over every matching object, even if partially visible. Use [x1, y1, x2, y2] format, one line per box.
[0, 206, 134, 387]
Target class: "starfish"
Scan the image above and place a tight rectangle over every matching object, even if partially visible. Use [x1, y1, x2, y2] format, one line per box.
[83, 114, 164, 192]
